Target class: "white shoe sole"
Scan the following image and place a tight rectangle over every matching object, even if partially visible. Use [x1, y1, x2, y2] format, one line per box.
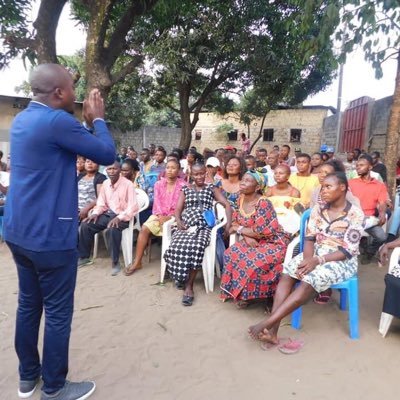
[18, 382, 38, 398]
[76, 382, 96, 400]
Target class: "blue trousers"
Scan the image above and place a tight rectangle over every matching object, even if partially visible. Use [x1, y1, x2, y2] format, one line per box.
[7, 241, 78, 394]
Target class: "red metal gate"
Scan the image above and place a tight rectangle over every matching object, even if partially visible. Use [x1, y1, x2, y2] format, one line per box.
[340, 96, 372, 152]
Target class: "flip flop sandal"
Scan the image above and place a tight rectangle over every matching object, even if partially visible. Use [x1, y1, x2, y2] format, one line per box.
[260, 337, 289, 351]
[124, 266, 142, 276]
[313, 294, 331, 305]
[278, 339, 304, 355]
[182, 295, 194, 306]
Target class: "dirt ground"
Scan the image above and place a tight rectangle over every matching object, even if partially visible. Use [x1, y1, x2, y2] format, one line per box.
[1, 240, 399, 400]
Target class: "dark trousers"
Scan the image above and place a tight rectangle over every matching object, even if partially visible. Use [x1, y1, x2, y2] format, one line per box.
[78, 212, 129, 263]
[365, 225, 387, 256]
[7, 241, 78, 394]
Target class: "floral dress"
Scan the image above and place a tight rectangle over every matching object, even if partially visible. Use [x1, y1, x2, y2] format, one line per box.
[284, 202, 364, 292]
[220, 197, 290, 301]
[164, 185, 214, 283]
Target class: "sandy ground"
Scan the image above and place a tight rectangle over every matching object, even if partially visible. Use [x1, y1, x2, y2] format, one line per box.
[1, 240, 400, 400]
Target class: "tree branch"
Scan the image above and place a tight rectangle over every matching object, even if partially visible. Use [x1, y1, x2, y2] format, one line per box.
[110, 55, 144, 85]
[105, 0, 159, 68]
[33, 0, 67, 63]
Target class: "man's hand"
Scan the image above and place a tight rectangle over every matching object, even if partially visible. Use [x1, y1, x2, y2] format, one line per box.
[83, 89, 105, 126]
[79, 209, 89, 221]
[378, 212, 386, 226]
[84, 213, 99, 224]
[296, 256, 319, 279]
[107, 216, 121, 229]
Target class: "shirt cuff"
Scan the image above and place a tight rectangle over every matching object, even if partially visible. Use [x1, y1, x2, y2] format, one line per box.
[93, 118, 105, 123]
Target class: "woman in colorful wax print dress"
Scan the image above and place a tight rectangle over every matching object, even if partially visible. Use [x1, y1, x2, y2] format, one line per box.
[124, 159, 186, 275]
[221, 170, 291, 308]
[164, 163, 232, 306]
[215, 155, 247, 210]
[248, 172, 364, 354]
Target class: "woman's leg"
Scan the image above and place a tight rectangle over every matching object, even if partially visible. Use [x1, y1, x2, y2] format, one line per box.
[125, 226, 152, 274]
[184, 269, 198, 298]
[249, 281, 316, 343]
[268, 275, 298, 338]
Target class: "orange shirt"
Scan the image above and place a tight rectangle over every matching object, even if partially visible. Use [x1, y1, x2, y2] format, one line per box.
[348, 177, 388, 216]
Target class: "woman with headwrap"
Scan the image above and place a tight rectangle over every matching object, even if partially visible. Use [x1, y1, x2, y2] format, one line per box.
[220, 170, 291, 308]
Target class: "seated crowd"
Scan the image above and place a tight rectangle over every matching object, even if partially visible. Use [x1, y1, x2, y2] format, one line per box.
[47, 141, 396, 354]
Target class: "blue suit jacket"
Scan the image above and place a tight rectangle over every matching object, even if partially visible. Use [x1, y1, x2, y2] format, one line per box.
[4, 101, 116, 251]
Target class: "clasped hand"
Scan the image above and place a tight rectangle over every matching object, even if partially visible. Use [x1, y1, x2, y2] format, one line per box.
[83, 89, 105, 127]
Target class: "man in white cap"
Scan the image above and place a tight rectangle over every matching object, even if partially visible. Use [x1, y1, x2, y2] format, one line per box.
[326, 146, 335, 160]
[205, 156, 222, 185]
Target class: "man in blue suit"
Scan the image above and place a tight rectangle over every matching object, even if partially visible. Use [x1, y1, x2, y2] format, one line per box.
[4, 63, 116, 400]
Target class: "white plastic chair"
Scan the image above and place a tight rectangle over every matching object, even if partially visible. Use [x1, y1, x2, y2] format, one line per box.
[160, 202, 227, 293]
[93, 188, 149, 267]
[379, 247, 400, 337]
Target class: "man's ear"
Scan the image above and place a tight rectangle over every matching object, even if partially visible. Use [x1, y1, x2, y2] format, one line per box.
[54, 87, 63, 100]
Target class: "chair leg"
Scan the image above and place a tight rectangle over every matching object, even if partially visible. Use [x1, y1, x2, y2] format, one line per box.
[93, 233, 99, 260]
[348, 279, 359, 339]
[379, 312, 394, 338]
[339, 288, 348, 311]
[291, 307, 302, 330]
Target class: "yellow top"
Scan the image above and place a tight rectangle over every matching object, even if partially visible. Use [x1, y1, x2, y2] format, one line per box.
[268, 195, 300, 211]
[288, 174, 320, 208]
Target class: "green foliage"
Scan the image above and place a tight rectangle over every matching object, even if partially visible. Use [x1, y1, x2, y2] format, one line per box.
[0, 0, 34, 68]
[323, 0, 400, 78]
[142, 0, 337, 141]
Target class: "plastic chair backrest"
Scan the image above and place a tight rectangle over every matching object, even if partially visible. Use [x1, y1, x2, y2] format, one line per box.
[299, 208, 312, 252]
[134, 188, 150, 212]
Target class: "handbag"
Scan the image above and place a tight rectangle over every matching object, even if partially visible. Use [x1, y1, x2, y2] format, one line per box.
[194, 189, 217, 228]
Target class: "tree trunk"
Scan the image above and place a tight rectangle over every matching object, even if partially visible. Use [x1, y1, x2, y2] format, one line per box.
[178, 83, 193, 150]
[33, 0, 68, 64]
[249, 110, 269, 153]
[384, 50, 400, 197]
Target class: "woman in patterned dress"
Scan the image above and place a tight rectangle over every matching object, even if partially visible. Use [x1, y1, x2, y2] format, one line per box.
[249, 172, 364, 352]
[221, 170, 291, 307]
[164, 163, 232, 306]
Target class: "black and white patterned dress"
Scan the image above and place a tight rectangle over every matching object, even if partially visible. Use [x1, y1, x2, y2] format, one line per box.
[164, 184, 214, 283]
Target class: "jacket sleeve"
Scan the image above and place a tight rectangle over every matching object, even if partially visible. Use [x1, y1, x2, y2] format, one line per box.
[52, 111, 116, 166]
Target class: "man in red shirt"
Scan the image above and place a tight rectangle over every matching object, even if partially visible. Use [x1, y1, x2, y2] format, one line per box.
[349, 154, 388, 262]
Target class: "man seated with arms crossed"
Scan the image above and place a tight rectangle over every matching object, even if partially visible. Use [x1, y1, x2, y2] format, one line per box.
[289, 153, 320, 209]
[349, 154, 388, 263]
[78, 161, 139, 275]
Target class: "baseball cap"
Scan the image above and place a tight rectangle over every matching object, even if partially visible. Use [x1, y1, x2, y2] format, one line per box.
[206, 157, 220, 168]
[326, 146, 335, 153]
[224, 145, 235, 150]
[320, 144, 328, 152]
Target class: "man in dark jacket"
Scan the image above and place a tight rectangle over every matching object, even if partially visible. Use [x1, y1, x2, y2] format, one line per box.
[4, 63, 115, 400]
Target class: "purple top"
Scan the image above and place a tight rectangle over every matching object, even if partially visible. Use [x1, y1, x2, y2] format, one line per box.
[152, 177, 186, 216]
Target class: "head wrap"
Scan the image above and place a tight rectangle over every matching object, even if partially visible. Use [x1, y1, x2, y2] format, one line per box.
[245, 170, 267, 191]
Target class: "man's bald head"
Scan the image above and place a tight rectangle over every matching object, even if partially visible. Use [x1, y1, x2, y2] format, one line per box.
[29, 63, 76, 112]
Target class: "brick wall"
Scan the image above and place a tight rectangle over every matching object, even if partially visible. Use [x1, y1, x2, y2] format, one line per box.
[190, 108, 330, 155]
[112, 126, 181, 152]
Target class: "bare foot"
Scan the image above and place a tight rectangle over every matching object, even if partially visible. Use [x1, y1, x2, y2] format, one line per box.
[184, 286, 194, 298]
[124, 263, 143, 276]
[248, 320, 268, 340]
[248, 322, 278, 345]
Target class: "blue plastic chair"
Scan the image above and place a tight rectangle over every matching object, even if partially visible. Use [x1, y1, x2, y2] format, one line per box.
[0, 215, 3, 241]
[291, 209, 360, 339]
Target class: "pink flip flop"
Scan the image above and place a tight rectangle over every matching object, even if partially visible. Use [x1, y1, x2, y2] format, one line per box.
[260, 337, 289, 351]
[278, 339, 305, 354]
